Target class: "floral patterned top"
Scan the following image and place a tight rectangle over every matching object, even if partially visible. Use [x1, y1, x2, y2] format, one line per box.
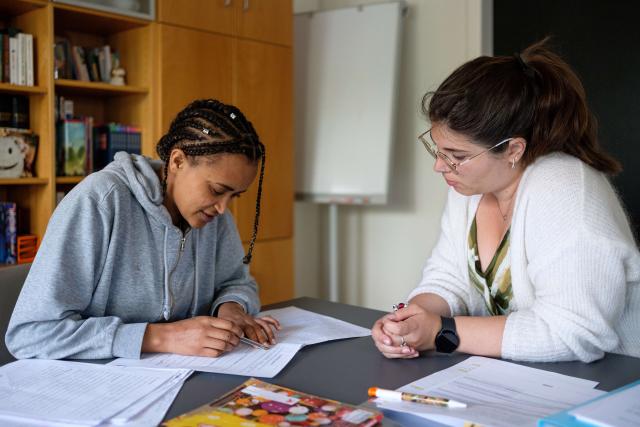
[468, 217, 514, 315]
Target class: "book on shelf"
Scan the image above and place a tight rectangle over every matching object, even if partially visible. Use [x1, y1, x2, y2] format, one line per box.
[56, 119, 86, 177]
[162, 378, 383, 427]
[93, 123, 141, 171]
[0, 28, 35, 86]
[0, 202, 17, 264]
[54, 95, 74, 122]
[55, 40, 119, 84]
[0, 127, 38, 178]
[70, 45, 90, 82]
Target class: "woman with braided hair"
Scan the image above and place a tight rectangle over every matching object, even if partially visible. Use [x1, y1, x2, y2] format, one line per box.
[6, 99, 280, 360]
[372, 39, 640, 362]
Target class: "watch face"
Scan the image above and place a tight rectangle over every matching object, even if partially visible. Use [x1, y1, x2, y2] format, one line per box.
[435, 330, 459, 353]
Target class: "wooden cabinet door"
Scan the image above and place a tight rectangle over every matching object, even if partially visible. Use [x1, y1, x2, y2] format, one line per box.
[157, 0, 237, 37]
[238, 0, 292, 46]
[158, 24, 234, 134]
[247, 238, 294, 305]
[234, 39, 293, 242]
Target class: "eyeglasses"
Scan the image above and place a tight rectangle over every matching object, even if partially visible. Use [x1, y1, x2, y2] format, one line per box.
[418, 129, 513, 174]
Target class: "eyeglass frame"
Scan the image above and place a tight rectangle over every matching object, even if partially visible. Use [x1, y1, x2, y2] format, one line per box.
[418, 128, 514, 174]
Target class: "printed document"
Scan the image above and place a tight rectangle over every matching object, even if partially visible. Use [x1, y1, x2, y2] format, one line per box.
[0, 359, 191, 426]
[112, 306, 371, 377]
[376, 356, 605, 427]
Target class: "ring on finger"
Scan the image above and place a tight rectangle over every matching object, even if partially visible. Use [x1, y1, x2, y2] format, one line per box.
[400, 335, 407, 347]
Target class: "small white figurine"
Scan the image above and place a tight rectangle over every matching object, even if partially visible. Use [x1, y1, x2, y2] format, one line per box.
[110, 67, 126, 86]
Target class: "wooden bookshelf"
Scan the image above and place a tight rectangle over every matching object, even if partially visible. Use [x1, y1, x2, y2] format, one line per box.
[0, 0, 152, 244]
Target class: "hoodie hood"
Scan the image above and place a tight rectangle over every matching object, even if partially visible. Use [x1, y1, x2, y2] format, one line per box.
[105, 152, 175, 228]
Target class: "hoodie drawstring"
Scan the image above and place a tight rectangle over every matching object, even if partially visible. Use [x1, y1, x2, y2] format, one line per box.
[190, 231, 200, 318]
[162, 226, 172, 320]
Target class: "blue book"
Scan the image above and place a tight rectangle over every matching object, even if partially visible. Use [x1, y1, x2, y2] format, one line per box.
[0, 202, 17, 264]
[538, 379, 640, 427]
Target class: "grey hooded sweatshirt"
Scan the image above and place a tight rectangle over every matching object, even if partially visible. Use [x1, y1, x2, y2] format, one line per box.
[6, 152, 260, 360]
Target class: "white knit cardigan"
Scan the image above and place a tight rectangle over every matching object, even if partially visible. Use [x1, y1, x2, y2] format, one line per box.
[409, 153, 640, 362]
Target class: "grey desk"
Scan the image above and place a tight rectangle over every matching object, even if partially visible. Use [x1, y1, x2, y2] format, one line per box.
[163, 297, 640, 424]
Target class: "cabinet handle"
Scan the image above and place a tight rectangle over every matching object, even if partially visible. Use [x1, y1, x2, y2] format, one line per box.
[243, 0, 249, 11]
[224, 0, 231, 7]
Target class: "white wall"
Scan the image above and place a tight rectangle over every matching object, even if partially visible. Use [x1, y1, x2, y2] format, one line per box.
[294, 0, 493, 310]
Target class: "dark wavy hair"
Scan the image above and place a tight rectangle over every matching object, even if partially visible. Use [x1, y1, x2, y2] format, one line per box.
[157, 99, 265, 264]
[423, 38, 621, 175]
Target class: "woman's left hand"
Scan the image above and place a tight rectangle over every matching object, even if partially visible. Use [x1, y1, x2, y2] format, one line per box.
[381, 304, 442, 352]
[217, 302, 281, 346]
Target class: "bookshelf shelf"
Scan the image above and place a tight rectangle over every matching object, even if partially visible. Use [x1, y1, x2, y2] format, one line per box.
[53, 3, 149, 34]
[55, 79, 148, 96]
[0, 178, 48, 185]
[55, 176, 83, 185]
[0, 83, 47, 95]
[0, 0, 46, 16]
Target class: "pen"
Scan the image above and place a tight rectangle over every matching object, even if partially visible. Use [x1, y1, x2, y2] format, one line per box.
[240, 336, 271, 350]
[368, 387, 467, 408]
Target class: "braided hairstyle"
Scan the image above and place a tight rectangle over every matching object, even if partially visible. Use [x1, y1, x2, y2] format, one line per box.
[157, 99, 265, 264]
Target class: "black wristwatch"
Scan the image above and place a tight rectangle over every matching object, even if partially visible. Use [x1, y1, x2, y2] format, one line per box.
[435, 316, 460, 353]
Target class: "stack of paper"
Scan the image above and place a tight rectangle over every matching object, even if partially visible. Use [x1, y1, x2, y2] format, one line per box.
[0, 359, 192, 426]
[376, 356, 606, 427]
[111, 306, 372, 378]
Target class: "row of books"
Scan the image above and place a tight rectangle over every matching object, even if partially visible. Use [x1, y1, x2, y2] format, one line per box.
[0, 28, 35, 86]
[0, 94, 29, 129]
[56, 119, 141, 177]
[54, 38, 119, 83]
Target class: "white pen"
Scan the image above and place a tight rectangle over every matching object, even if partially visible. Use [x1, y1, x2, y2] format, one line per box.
[240, 336, 271, 350]
[368, 387, 467, 408]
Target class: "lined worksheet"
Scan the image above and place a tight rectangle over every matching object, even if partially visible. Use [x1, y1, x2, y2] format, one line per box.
[0, 360, 191, 426]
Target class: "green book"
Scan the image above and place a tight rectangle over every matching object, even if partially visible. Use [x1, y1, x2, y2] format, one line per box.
[57, 119, 86, 176]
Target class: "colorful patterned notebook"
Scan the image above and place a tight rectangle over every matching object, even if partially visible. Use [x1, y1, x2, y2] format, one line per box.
[163, 378, 383, 427]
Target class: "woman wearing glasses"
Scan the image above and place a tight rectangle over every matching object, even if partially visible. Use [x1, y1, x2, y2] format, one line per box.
[372, 39, 640, 362]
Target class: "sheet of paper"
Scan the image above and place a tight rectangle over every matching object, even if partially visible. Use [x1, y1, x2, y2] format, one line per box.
[106, 379, 185, 427]
[259, 306, 371, 346]
[106, 368, 190, 425]
[376, 356, 605, 427]
[112, 342, 303, 378]
[571, 382, 640, 427]
[0, 360, 191, 426]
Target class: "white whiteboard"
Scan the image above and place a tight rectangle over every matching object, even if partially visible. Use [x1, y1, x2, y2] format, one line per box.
[294, 2, 403, 204]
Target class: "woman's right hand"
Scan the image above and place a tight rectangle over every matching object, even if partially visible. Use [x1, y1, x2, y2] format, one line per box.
[142, 316, 244, 357]
[371, 313, 420, 359]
